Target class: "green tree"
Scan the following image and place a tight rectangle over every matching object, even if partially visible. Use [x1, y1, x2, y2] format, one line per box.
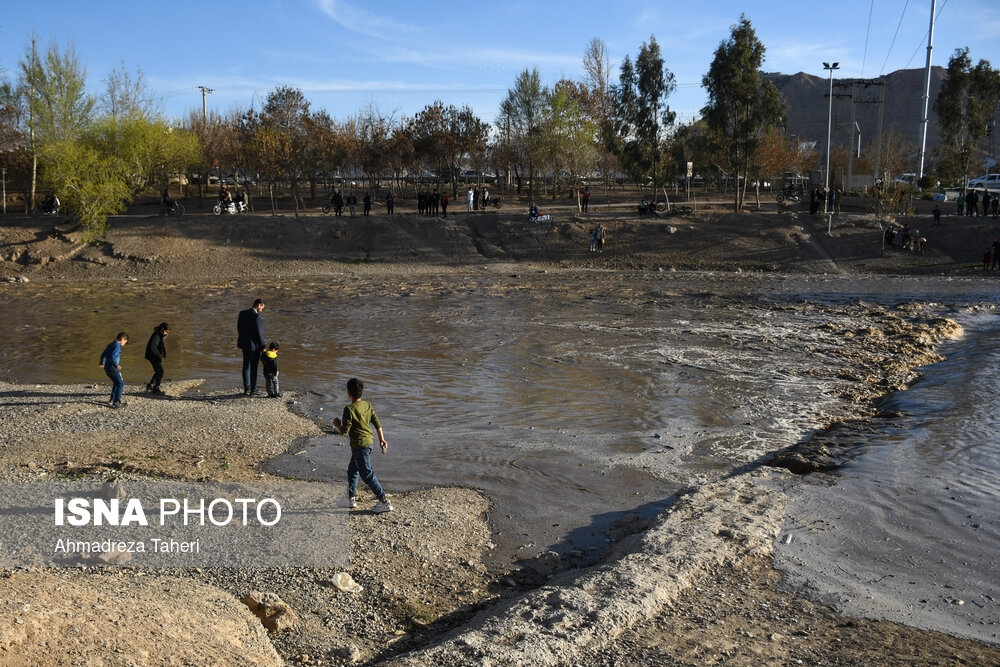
[701, 15, 785, 211]
[607, 36, 676, 195]
[88, 115, 200, 195]
[499, 68, 547, 198]
[20, 40, 94, 145]
[38, 138, 130, 235]
[933, 48, 1000, 186]
[539, 80, 598, 203]
[261, 86, 310, 215]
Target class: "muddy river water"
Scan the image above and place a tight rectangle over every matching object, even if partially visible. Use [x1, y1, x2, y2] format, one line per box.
[1, 269, 997, 641]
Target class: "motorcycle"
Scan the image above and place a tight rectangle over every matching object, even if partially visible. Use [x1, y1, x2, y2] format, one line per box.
[775, 190, 802, 204]
[30, 198, 61, 218]
[213, 200, 246, 215]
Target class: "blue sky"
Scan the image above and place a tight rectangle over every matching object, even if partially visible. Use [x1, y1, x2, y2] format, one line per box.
[1, 1, 997, 128]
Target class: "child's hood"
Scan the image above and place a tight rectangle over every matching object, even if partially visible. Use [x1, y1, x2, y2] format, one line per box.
[265, 350, 278, 359]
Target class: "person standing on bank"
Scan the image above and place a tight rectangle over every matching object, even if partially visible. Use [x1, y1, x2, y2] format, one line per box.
[144, 322, 170, 395]
[99, 332, 129, 408]
[237, 299, 266, 396]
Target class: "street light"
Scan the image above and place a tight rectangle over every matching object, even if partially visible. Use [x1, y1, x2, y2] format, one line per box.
[823, 61, 840, 232]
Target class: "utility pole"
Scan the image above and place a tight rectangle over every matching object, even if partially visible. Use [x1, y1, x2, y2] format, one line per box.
[830, 84, 853, 188]
[917, 0, 937, 179]
[823, 61, 840, 228]
[847, 82, 857, 190]
[198, 86, 213, 128]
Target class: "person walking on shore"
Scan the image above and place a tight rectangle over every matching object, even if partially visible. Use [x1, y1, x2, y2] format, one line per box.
[363, 192, 372, 217]
[595, 223, 605, 253]
[332, 378, 393, 513]
[386, 190, 394, 215]
[144, 322, 169, 395]
[581, 186, 591, 212]
[441, 193, 449, 218]
[467, 187, 474, 211]
[237, 299, 266, 396]
[99, 332, 129, 408]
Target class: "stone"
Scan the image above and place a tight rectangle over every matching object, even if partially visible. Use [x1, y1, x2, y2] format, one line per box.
[241, 590, 299, 631]
[94, 544, 131, 566]
[101, 478, 125, 501]
[524, 550, 562, 578]
[332, 643, 362, 663]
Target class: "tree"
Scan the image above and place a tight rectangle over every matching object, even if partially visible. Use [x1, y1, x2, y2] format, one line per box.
[701, 15, 785, 211]
[258, 86, 310, 215]
[0, 80, 32, 202]
[409, 101, 489, 195]
[100, 61, 157, 122]
[39, 137, 130, 235]
[607, 36, 676, 195]
[539, 80, 598, 202]
[582, 37, 619, 196]
[499, 68, 547, 198]
[20, 40, 94, 145]
[87, 115, 200, 195]
[934, 47, 1000, 186]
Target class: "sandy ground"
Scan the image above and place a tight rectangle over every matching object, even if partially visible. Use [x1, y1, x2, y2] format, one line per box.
[2, 206, 1000, 665]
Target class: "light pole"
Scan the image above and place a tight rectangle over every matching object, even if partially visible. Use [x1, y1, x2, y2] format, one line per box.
[823, 61, 840, 232]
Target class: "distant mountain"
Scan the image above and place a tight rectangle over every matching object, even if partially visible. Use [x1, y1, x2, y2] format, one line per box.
[765, 66, 945, 156]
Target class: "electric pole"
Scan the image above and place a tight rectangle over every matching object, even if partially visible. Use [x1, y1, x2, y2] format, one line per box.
[198, 86, 213, 128]
[918, 0, 937, 179]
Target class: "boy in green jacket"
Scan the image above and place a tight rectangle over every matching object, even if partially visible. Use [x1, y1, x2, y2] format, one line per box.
[332, 378, 392, 513]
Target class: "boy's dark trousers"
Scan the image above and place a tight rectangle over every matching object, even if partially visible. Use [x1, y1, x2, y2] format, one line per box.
[265, 373, 280, 397]
[147, 357, 164, 391]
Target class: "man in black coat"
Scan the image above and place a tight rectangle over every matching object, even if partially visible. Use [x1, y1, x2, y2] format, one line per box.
[144, 322, 170, 394]
[237, 299, 266, 396]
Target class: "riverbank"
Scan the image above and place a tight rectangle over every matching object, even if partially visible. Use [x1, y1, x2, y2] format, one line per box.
[1, 381, 998, 664]
[2, 206, 1000, 283]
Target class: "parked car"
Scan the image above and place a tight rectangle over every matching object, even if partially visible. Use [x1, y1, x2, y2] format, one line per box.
[968, 173, 1000, 190]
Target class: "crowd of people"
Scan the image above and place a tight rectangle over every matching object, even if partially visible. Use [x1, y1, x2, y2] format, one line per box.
[956, 189, 999, 218]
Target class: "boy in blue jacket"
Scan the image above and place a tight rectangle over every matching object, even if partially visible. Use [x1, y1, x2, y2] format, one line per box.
[99, 332, 129, 408]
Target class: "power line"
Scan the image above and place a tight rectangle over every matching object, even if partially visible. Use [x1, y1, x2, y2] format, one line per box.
[903, 0, 949, 69]
[880, 0, 911, 75]
[861, 0, 875, 77]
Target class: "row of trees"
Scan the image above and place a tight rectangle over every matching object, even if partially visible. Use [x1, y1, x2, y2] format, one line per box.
[1, 38, 198, 233]
[1, 17, 998, 233]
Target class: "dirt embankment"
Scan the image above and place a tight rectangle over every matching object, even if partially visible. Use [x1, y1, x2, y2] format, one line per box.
[3, 204, 1000, 283]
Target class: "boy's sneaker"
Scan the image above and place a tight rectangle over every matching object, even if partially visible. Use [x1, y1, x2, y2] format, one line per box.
[111, 401, 122, 409]
[340, 494, 357, 509]
[372, 499, 394, 514]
